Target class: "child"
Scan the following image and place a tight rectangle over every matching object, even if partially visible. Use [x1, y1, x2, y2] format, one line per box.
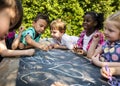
[0, 0, 35, 58]
[13, 13, 49, 50]
[0, 0, 23, 40]
[73, 11, 104, 56]
[91, 11, 120, 67]
[47, 19, 79, 50]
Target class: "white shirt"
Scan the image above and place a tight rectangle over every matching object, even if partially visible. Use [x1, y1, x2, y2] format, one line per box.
[83, 33, 94, 51]
[52, 34, 79, 49]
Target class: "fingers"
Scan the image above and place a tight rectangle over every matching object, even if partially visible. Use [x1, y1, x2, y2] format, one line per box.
[19, 26, 24, 32]
[100, 67, 110, 79]
[94, 33, 100, 38]
[101, 66, 113, 79]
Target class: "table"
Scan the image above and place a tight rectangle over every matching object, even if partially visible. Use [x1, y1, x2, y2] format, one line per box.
[0, 57, 19, 86]
[16, 49, 109, 86]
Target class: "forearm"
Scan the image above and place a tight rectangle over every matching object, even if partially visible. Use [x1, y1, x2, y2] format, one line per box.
[87, 41, 98, 58]
[25, 45, 33, 49]
[105, 62, 120, 67]
[93, 60, 120, 67]
[12, 33, 22, 50]
[1, 49, 29, 57]
[114, 67, 120, 75]
[54, 45, 67, 49]
[27, 40, 43, 49]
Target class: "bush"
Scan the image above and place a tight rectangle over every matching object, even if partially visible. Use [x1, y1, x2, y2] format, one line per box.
[21, 0, 119, 38]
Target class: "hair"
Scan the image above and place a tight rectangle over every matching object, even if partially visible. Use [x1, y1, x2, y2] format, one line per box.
[104, 11, 120, 31]
[50, 19, 66, 33]
[33, 13, 49, 24]
[0, 0, 23, 31]
[84, 11, 104, 30]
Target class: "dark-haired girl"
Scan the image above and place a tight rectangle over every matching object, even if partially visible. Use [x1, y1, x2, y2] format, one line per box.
[74, 11, 105, 58]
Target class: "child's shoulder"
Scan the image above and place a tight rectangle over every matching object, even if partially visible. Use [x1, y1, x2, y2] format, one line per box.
[24, 27, 35, 33]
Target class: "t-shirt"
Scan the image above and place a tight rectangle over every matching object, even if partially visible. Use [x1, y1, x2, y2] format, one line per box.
[77, 30, 104, 51]
[51, 34, 79, 49]
[20, 27, 41, 45]
[83, 33, 94, 51]
[101, 40, 120, 62]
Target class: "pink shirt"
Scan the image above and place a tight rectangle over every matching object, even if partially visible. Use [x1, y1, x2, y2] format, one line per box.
[77, 30, 104, 51]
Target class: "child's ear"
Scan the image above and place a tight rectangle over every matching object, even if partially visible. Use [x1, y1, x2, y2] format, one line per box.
[32, 21, 35, 26]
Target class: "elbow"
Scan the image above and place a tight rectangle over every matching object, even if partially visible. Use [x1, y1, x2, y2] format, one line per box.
[11, 45, 17, 50]
[26, 38, 32, 45]
[87, 53, 93, 59]
[1, 50, 8, 57]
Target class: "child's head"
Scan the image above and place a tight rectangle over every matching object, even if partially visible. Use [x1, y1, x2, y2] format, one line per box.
[83, 11, 104, 32]
[104, 11, 120, 42]
[32, 13, 49, 34]
[50, 19, 66, 40]
[0, 0, 23, 40]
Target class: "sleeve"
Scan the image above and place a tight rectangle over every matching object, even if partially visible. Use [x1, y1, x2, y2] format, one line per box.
[62, 36, 74, 50]
[20, 28, 34, 45]
[99, 32, 105, 45]
[24, 29, 34, 39]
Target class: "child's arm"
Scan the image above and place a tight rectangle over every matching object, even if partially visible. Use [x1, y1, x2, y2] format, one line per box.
[53, 44, 67, 49]
[0, 39, 35, 57]
[87, 33, 101, 58]
[92, 54, 120, 67]
[12, 27, 24, 50]
[25, 35, 46, 50]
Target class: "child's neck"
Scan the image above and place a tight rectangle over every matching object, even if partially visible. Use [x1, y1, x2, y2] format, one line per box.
[86, 30, 95, 36]
[57, 33, 64, 42]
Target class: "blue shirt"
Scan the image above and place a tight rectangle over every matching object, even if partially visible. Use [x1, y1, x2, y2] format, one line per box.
[101, 40, 120, 62]
[20, 27, 41, 45]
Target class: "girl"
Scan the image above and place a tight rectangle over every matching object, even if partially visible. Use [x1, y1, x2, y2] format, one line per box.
[47, 19, 79, 50]
[0, 0, 35, 59]
[74, 11, 104, 57]
[92, 11, 120, 67]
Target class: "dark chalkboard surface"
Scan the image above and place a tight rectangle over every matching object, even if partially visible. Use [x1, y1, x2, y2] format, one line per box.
[16, 49, 109, 86]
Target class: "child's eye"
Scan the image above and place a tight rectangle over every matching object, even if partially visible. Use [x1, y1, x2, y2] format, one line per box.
[39, 25, 44, 27]
[109, 29, 113, 32]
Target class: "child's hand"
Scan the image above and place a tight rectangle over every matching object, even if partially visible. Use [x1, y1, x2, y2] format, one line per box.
[92, 33, 100, 43]
[47, 44, 54, 50]
[19, 26, 24, 33]
[53, 44, 59, 48]
[73, 44, 78, 49]
[91, 54, 103, 67]
[39, 45, 49, 51]
[100, 67, 115, 79]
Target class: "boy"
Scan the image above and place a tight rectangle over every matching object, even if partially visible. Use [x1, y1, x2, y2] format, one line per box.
[12, 13, 49, 50]
[47, 19, 79, 50]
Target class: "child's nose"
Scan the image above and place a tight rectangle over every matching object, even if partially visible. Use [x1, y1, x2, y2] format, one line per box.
[51, 33, 53, 36]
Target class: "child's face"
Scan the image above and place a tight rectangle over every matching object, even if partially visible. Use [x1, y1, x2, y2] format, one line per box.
[104, 21, 120, 42]
[0, 8, 11, 40]
[82, 14, 97, 31]
[51, 29, 63, 40]
[33, 19, 48, 34]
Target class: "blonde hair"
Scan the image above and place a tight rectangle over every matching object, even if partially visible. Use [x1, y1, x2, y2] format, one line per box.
[50, 19, 66, 33]
[104, 11, 120, 30]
